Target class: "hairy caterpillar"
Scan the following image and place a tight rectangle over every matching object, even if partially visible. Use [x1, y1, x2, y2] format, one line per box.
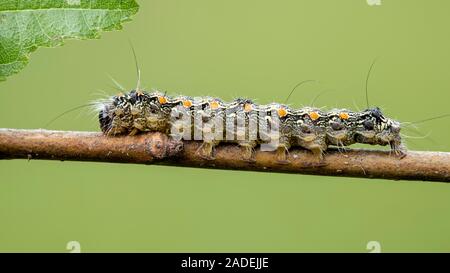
[42, 44, 448, 162]
[97, 89, 405, 162]
[89, 47, 409, 162]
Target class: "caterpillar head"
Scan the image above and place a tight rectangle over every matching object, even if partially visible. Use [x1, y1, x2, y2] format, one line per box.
[354, 107, 403, 153]
[98, 90, 172, 135]
[98, 93, 132, 135]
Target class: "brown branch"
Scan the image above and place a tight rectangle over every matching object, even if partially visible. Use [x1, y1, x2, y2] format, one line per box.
[0, 128, 449, 182]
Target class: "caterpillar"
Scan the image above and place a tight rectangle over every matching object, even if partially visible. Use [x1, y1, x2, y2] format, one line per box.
[97, 89, 406, 162]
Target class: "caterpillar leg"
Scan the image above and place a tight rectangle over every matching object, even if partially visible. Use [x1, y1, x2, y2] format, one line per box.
[128, 128, 140, 136]
[309, 146, 325, 162]
[299, 138, 328, 166]
[195, 141, 217, 160]
[275, 145, 290, 164]
[391, 140, 407, 159]
[105, 122, 127, 136]
[238, 142, 257, 162]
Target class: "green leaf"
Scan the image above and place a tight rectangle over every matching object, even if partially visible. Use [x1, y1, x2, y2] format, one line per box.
[0, 0, 139, 81]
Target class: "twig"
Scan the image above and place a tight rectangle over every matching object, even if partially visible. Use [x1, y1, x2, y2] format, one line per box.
[0, 128, 449, 182]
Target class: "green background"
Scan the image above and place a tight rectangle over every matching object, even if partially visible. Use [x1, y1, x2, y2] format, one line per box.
[1, 0, 450, 252]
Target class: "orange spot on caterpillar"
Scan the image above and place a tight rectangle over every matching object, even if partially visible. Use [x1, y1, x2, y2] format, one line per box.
[277, 108, 288, 118]
[183, 100, 192, 108]
[209, 101, 220, 110]
[136, 90, 144, 96]
[339, 112, 349, 120]
[158, 96, 167, 104]
[309, 111, 320, 121]
[244, 103, 253, 112]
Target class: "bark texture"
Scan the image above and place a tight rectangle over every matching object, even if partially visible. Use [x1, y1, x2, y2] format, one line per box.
[0, 129, 449, 182]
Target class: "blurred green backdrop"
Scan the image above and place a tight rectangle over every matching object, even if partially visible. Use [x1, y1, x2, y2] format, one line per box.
[1, 0, 450, 252]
